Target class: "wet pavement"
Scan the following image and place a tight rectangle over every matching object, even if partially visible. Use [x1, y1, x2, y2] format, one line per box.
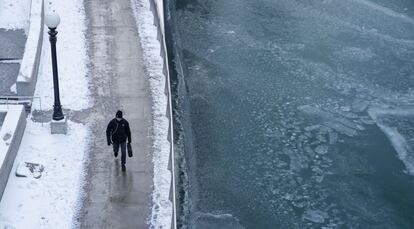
[78, 0, 153, 228]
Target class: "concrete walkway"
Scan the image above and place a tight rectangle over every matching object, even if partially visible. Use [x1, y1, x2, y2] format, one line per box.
[79, 0, 153, 228]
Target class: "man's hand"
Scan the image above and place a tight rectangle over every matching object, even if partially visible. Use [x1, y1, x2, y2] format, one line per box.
[107, 141, 111, 146]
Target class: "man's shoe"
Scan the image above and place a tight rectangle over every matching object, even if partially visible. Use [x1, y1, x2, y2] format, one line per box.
[114, 152, 118, 158]
[122, 164, 126, 172]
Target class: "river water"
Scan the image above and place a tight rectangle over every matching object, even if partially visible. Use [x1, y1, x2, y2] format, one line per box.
[165, 0, 414, 228]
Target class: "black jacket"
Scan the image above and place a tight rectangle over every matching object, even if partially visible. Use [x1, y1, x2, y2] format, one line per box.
[106, 118, 131, 144]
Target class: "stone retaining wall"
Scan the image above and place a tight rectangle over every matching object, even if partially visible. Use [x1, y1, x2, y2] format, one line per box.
[0, 105, 26, 199]
[1, 0, 44, 201]
[16, 0, 44, 96]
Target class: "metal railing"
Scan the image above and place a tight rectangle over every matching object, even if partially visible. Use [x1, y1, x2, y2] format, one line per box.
[0, 96, 42, 111]
[147, 0, 177, 228]
[0, 96, 43, 126]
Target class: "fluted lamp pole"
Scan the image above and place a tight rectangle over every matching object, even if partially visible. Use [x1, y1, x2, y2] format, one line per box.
[45, 11, 64, 121]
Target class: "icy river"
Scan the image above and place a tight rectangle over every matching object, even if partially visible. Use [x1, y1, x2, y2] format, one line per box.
[165, 0, 414, 228]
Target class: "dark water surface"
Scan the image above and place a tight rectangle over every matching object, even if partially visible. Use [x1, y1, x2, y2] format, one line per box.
[165, 0, 414, 228]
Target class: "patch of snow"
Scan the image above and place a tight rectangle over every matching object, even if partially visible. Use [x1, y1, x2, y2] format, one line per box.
[0, 0, 92, 228]
[0, 0, 31, 32]
[0, 120, 90, 228]
[131, 0, 173, 228]
[34, 0, 92, 111]
[10, 84, 17, 94]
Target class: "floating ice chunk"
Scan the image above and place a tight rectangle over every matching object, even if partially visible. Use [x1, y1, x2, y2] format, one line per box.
[312, 166, 324, 175]
[287, 150, 309, 172]
[304, 146, 314, 154]
[315, 145, 329, 155]
[340, 111, 359, 119]
[352, 100, 370, 113]
[271, 188, 280, 195]
[324, 121, 358, 137]
[292, 200, 307, 208]
[299, 105, 364, 137]
[315, 175, 325, 183]
[360, 116, 376, 125]
[264, 128, 282, 138]
[194, 212, 243, 229]
[304, 125, 321, 132]
[316, 134, 326, 142]
[322, 157, 334, 165]
[298, 105, 334, 120]
[303, 209, 328, 223]
[329, 131, 338, 144]
[282, 193, 293, 201]
[335, 117, 365, 131]
[340, 106, 351, 112]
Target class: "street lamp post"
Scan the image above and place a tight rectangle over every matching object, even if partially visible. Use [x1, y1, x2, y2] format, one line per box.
[45, 11, 64, 121]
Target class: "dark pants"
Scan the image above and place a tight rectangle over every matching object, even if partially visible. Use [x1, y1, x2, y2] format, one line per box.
[113, 142, 126, 165]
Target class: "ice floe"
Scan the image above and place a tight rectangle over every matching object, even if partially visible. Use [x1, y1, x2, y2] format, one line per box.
[369, 107, 414, 175]
[302, 209, 328, 223]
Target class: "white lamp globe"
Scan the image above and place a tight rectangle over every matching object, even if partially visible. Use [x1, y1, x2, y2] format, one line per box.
[45, 11, 60, 28]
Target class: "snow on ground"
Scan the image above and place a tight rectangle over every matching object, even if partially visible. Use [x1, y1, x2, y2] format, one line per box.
[35, 0, 92, 111]
[0, 120, 90, 229]
[0, 0, 91, 228]
[0, 0, 30, 31]
[131, 0, 173, 228]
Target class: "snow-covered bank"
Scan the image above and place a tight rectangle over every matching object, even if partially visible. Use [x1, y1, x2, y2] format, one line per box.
[35, 0, 92, 111]
[131, 0, 174, 227]
[0, 0, 91, 227]
[0, 121, 90, 228]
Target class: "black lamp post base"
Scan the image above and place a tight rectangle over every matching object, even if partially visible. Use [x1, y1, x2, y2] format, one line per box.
[53, 105, 64, 121]
[51, 116, 67, 134]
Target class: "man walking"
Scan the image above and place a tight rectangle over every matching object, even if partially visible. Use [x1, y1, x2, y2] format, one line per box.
[106, 110, 131, 172]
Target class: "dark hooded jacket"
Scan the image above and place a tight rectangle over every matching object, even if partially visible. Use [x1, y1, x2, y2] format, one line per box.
[106, 118, 131, 144]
